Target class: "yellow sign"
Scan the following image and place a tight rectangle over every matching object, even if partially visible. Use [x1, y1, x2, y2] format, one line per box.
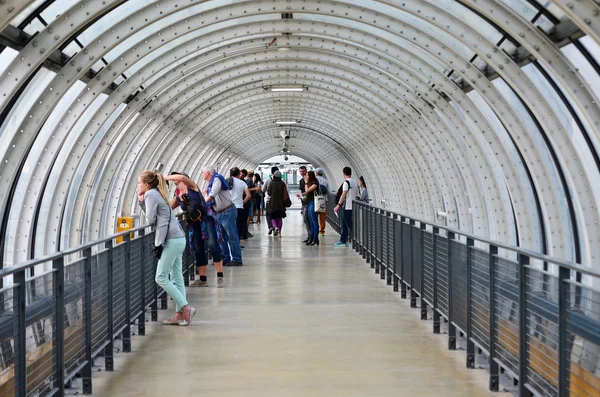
[116, 217, 133, 244]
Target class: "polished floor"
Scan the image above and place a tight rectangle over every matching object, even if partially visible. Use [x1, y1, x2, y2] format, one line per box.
[93, 211, 509, 397]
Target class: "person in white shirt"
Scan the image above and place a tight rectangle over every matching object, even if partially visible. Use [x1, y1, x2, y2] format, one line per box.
[229, 167, 251, 239]
[315, 168, 330, 236]
[334, 167, 359, 247]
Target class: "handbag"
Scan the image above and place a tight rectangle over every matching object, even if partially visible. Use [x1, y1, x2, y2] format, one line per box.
[152, 208, 171, 259]
[314, 187, 326, 213]
[283, 184, 292, 208]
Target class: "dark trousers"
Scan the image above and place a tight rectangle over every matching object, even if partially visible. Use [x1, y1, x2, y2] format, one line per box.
[236, 207, 248, 239]
[266, 200, 273, 230]
[340, 209, 353, 244]
[191, 217, 222, 266]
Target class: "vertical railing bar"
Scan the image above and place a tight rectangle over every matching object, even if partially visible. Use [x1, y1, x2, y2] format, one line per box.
[400, 216, 407, 299]
[104, 240, 114, 371]
[393, 214, 399, 292]
[518, 253, 530, 396]
[374, 209, 379, 273]
[433, 227, 440, 334]
[420, 223, 427, 320]
[488, 244, 499, 391]
[387, 214, 393, 285]
[379, 211, 385, 279]
[14, 269, 28, 397]
[409, 220, 417, 308]
[466, 238, 475, 369]
[82, 247, 93, 394]
[122, 234, 132, 353]
[558, 265, 570, 396]
[447, 231, 456, 350]
[138, 230, 146, 336]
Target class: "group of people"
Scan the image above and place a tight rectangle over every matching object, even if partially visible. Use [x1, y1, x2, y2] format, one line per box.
[135, 163, 369, 325]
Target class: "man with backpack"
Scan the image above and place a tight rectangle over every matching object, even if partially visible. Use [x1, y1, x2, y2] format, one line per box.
[315, 168, 330, 236]
[202, 165, 243, 266]
[334, 167, 359, 247]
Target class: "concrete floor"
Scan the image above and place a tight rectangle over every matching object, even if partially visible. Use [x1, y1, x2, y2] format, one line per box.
[93, 211, 509, 397]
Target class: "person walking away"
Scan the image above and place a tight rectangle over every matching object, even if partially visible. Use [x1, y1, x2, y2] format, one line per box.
[315, 168, 330, 236]
[303, 171, 321, 246]
[253, 174, 263, 223]
[202, 165, 243, 266]
[359, 176, 370, 203]
[166, 172, 226, 287]
[266, 170, 289, 236]
[334, 167, 359, 247]
[262, 166, 279, 235]
[138, 171, 195, 324]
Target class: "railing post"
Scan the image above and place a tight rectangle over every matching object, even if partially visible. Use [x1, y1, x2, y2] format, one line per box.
[488, 244, 499, 391]
[420, 223, 428, 320]
[393, 214, 399, 292]
[558, 265, 570, 396]
[122, 233, 132, 353]
[374, 209, 379, 274]
[362, 205, 368, 259]
[466, 238, 475, 369]
[379, 211, 386, 279]
[518, 253, 530, 396]
[104, 240, 114, 370]
[447, 231, 456, 350]
[387, 214, 393, 286]
[409, 219, 417, 308]
[181, 221, 190, 286]
[138, 230, 146, 336]
[400, 217, 407, 299]
[82, 248, 93, 394]
[432, 227, 440, 334]
[14, 269, 28, 397]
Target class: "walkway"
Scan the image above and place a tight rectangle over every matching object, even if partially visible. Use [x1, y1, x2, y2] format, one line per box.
[94, 211, 508, 397]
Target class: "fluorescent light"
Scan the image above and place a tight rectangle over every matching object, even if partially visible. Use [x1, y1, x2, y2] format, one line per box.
[276, 121, 298, 125]
[271, 87, 304, 92]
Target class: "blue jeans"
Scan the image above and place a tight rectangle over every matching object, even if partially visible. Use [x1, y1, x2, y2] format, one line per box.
[340, 209, 353, 244]
[216, 205, 242, 262]
[155, 237, 187, 312]
[307, 201, 320, 239]
[191, 216, 221, 266]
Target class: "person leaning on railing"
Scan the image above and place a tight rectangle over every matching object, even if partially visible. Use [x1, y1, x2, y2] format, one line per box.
[137, 171, 196, 326]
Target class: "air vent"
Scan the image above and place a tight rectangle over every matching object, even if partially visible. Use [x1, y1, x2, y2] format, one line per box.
[281, 13, 294, 19]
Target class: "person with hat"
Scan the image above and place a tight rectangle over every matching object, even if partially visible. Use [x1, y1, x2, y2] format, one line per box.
[315, 168, 330, 236]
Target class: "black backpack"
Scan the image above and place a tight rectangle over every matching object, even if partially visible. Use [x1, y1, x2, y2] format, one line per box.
[335, 180, 350, 208]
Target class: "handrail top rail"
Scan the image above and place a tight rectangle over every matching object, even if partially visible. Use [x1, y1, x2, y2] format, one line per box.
[0, 220, 161, 279]
[356, 202, 600, 278]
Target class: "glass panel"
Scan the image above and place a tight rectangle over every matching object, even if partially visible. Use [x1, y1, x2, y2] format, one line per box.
[62, 41, 81, 58]
[579, 36, 600, 69]
[75, 0, 150, 47]
[22, 17, 46, 36]
[9, 0, 46, 27]
[497, 0, 555, 32]
[0, 67, 54, 152]
[12, 80, 86, 261]
[560, 43, 600, 104]
[532, 0, 566, 20]
[37, 93, 108, 253]
[40, 1, 77, 26]
[522, 63, 600, 261]
[0, 47, 19, 76]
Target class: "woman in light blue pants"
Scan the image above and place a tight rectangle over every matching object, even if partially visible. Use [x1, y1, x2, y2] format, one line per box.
[138, 171, 196, 326]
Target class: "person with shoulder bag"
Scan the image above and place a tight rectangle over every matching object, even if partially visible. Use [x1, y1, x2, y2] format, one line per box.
[266, 171, 288, 236]
[138, 171, 196, 326]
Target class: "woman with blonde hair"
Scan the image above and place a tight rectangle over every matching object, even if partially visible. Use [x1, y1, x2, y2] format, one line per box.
[138, 171, 196, 325]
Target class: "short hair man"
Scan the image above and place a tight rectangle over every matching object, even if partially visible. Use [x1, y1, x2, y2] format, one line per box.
[229, 167, 252, 240]
[262, 166, 279, 235]
[334, 167, 359, 247]
[202, 165, 243, 265]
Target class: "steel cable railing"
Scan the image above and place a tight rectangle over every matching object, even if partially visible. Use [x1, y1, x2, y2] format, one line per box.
[346, 201, 600, 397]
[0, 215, 193, 397]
